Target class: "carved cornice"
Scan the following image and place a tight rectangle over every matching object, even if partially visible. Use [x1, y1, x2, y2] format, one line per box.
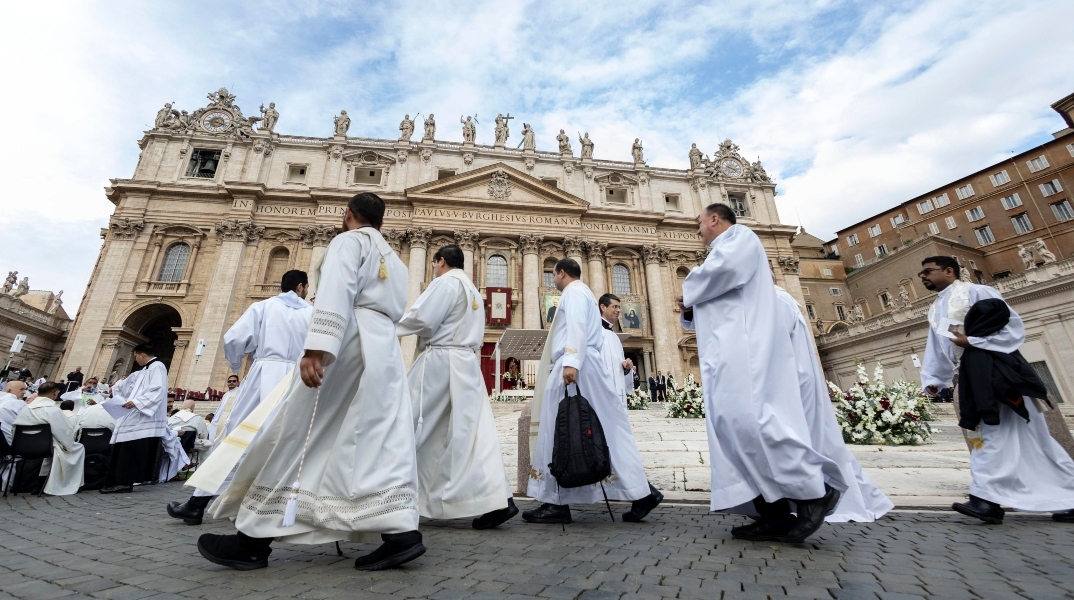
[777, 256, 800, 273]
[563, 236, 585, 256]
[518, 234, 544, 255]
[215, 219, 265, 245]
[382, 228, 405, 252]
[454, 229, 480, 252]
[695, 248, 710, 264]
[406, 227, 432, 250]
[299, 224, 339, 248]
[641, 244, 666, 265]
[109, 217, 146, 241]
[584, 240, 608, 262]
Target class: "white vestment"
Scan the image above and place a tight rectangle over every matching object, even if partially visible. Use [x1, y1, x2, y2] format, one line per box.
[0, 392, 26, 445]
[681, 225, 846, 511]
[528, 280, 650, 504]
[599, 321, 635, 404]
[107, 360, 169, 444]
[169, 409, 210, 449]
[211, 227, 419, 543]
[12, 398, 85, 495]
[397, 268, 511, 518]
[206, 388, 237, 446]
[775, 288, 893, 522]
[76, 404, 115, 432]
[922, 282, 1074, 511]
[60, 390, 107, 415]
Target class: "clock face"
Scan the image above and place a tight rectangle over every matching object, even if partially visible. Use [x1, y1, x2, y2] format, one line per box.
[720, 159, 743, 178]
[202, 111, 232, 132]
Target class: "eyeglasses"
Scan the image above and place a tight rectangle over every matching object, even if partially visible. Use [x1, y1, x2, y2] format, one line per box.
[917, 267, 944, 277]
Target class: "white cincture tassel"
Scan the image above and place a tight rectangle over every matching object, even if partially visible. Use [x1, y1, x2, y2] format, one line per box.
[282, 385, 322, 528]
[282, 481, 300, 527]
[415, 416, 423, 440]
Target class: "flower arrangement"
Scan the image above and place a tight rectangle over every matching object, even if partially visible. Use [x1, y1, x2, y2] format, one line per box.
[626, 387, 650, 410]
[827, 362, 935, 445]
[665, 374, 705, 418]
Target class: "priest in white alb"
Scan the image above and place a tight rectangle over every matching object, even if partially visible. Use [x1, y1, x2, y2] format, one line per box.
[198, 193, 423, 572]
[596, 293, 637, 405]
[206, 374, 241, 447]
[679, 203, 847, 543]
[524, 258, 661, 524]
[0, 380, 28, 445]
[170, 271, 312, 526]
[11, 382, 85, 495]
[60, 377, 106, 417]
[917, 255, 1074, 524]
[396, 244, 517, 529]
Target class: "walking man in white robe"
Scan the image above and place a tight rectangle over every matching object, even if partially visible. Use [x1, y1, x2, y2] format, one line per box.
[774, 287, 893, 522]
[524, 258, 661, 524]
[679, 203, 846, 543]
[100, 344, 171, 494]
[198, 192, 423, 571]
[597, 293, 637, 405]
[169, 271, 312, 525]
[396, 244, 517, 529]
[10, 382, 85, 495]
[917, 255, 1074, 524]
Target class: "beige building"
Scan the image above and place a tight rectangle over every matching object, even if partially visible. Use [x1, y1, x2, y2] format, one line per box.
[58, 88, 802, 391]
[791, 230, 850, 335]
[0, 280, 71, 380]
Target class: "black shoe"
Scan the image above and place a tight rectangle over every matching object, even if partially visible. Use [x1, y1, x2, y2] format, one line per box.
[775, 485, 841, 543]
[473, 498, 519, 530]
[99, 485, 133, 494]
[167, 500, 204, 525]
[353, 532, 425, 571]
[1052, 510, 1074, 523]
[731, 515, 796, 541]
[521, 503, 572, 524]
[197, 534, 270, 570]
[623, 485, 664, 522]
[953, 496, 1005, 524]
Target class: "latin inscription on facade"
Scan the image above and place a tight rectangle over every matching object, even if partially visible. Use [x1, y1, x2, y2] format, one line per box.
[413, 207, 579, 226]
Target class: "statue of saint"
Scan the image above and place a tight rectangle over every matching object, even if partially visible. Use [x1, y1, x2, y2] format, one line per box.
[688, 143, 704, 169]
[13, 277, 29, 299]
[154, 103, 176, 128]
[898, 288, 911, 308]
[48, 291, 63, 315]
[2, 271, 16, 294]
[579, 132, 594, 159]
[423, 114, 436, 141]
[259, 103, 279, 132]
[399, 114, 415, 141]
[852, 305, 864, 322]
[1033, 237, 1057, 263]
[1018, 244, 1035, 269]
[494, 114, 511, 146]
[631, 138, 644, 164]
[460, 116, 476, 143]
[334, 110, 351, 136]
[556, 129, 572, 154]
[520, 123, 536, 151]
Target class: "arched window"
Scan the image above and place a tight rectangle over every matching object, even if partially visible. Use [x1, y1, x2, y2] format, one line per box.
[675, 266, 690, 298]
[264, 248, 290, 286]
[542, 257, 557, 288]
[612, 264, 632, 295]
[157, 243, 190, 282]
[486, 255, 508, 287]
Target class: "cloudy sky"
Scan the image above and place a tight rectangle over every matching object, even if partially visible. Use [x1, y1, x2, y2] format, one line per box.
[2, 0, 1072, 313]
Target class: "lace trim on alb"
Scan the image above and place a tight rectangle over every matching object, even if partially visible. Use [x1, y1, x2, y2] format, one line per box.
[239, 483, 417, 524]
[309, 309, 347, 340]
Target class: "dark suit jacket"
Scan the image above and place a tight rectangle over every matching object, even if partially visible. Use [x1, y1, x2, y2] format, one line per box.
[647, 376, 657, 391]
[657, 376, 666, 390]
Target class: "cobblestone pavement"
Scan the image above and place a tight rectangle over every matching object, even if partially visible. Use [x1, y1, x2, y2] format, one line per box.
[3, 482, 1073, 600]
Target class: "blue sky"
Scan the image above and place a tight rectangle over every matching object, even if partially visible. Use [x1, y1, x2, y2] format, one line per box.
[2, 0, 1072, 313]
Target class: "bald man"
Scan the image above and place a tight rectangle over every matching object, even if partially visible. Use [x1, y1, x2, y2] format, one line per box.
[0, 380, 29, 445]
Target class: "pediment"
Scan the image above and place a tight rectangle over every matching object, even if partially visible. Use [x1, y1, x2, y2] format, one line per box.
[406, 163, 588, 210]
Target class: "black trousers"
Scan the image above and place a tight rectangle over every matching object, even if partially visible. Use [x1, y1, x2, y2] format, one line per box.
[104, 437, 161, 486]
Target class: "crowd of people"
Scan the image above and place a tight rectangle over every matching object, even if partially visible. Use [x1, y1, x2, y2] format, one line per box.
[3, 193, 1072, 573]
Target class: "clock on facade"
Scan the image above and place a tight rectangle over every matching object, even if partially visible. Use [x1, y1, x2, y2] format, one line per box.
[201, 111, 232, 133]
[719, 158, 743, 178]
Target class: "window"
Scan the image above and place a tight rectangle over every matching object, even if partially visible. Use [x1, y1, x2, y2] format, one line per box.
[801, 287, 810, 295]
[353, 168, 383, 184]
[664, 194, 681, 211]
[611, 264, 632, 295]
[437, 169, 457, 180]
[1011, 213, 1033, 234]
[989, 170, 1011, 186]
[1040, 179, 1063, 197]
[1052, 200, 1074, 222]
[955, 184, 975, 200]
[1026, 155, 1049, 173]
[928, 222, 940, 235]
[846, 234, 859, 246]
[830, 243, 839, 256]
[854, 253, 864, 267]
[874, 245, 888, 257]
[1067, 144, 1074, 158]
[867, 224, 882, 238]
[933, 193, 951, 207]
[285, 164, 307, 184]
[974, 225, 995, 245]
[728, 193, 750, 217]
[1001, 193, 1023, 210]
[541, 177, 559, 188]
[879, 292, 892, 308]
[916, 199, 934, 214]
[836, 305, 847, 321]
[965, 206, 985, 222]
[822, 268, 833, 276]
[185, 149, 220, 179]
[890, 214, 905, 227]
[264, 248, 290, 285]
[606, 188, 629, 204]
[542, 270, 555, 288]
[485, 255, 508, 287]
[158, 243, 190, 282]
[992, 271, 1011, 279]
[945, 216, 957, 229]
[806, 304, 816, 320]
[829, 287, 843, 296]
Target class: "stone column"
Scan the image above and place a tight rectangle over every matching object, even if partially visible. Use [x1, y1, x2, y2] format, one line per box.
[299, 225, 339, 289]
[401, 228, 432, 366]
[585, 240, 607, 297]
[519, 234, 543, 329]
[188, 219, 265, 389]
[642, 244, 675, 374]
[455, 230, 479, 281]
[563, 236, 586, 283]
[60, 218, 145, 376]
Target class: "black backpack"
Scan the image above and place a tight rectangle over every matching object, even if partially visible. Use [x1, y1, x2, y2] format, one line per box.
[549, 384, 611, 488]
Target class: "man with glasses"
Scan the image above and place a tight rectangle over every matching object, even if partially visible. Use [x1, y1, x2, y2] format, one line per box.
[918, 255, 1074, 524]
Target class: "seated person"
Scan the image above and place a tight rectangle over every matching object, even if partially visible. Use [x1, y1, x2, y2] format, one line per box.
[77, 397, 116, 433]
[59, 400, 79, 429]
[11, 382, 86, 495]
[168, 399, 210, 452]
[0, 380, 29, 445]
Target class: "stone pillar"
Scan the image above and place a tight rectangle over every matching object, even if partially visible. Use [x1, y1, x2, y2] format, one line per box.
[60, 218, 146, 376]
[585, 240, 607, 298]
[299, 224, 339, 290]
[401, 228, 431, 366]
[563, 236, 586, 283]
[455, 230, 479, 281]
[188, 219, 265, 389]
[519, 234, 543, 329]
[643, 244, 675, 374]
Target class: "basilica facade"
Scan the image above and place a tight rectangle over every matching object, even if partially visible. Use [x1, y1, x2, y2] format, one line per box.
[59, 89, 801, 391]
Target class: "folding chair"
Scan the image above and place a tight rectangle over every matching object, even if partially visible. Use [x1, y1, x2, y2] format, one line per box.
[0, 423, 53, 497]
